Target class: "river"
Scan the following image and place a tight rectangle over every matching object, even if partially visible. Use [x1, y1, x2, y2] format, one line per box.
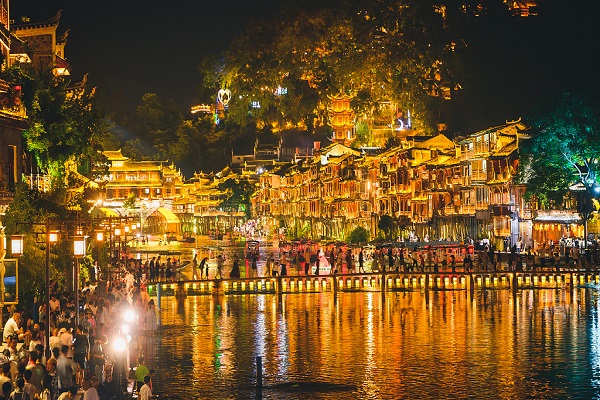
[135, 287, 600, 399]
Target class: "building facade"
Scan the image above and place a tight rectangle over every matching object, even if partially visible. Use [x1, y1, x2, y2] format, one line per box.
[251, 120, 561, 251]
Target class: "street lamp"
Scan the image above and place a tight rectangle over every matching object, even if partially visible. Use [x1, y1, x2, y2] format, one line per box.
[10, 235, 23, 257]
[11, 220, 57, 359]
[73, 235, 86, 325]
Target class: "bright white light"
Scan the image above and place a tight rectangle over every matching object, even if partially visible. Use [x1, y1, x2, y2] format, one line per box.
[121, 324, 130, 335]
[123, 309, 136, 323]
[594, 186, 600, 194]
[113, 337, 126, 353]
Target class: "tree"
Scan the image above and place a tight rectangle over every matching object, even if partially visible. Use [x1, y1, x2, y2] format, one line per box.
[378, 215, 397, 240]
[2, 183, 76, 304]
[346, 226, 369, 244]
[518, 91, 600, 207]
[9, 68, 109, 184]
[217, 176, 256, 219]
[135, 93, 182, 156]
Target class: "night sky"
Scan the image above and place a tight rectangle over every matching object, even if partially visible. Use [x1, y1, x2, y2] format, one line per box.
[11, 0, 283, 118]
[11, 1, 600, 131]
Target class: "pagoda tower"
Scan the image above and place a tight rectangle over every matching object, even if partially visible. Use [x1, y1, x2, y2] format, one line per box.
[328, 94, 356, 146]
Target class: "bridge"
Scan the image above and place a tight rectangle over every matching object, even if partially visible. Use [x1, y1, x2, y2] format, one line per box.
[146, 269, 600, 298]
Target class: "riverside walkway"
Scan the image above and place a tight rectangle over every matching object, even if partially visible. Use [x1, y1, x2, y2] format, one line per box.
[146, 269, 600, 298]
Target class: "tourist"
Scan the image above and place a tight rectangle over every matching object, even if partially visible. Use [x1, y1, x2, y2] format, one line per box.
[146, 301, 157, 334]
[346, 250, 354, 274]
[148, 257, 155, 282]
[89, 336, 106, 382]
[280, 252, 287, 276]
[464, 253, 473, 272]
[22, 370, 36, 400]
[266, 253, 275, 277]
[135, 357, 150, 393]
[2, 382, 12, 400]
[56, 346, 75, 394]
[216, 255, 224, 279]
[199, 257, 208, 280]
[138, 375, 152, 400]
[230, 255, 241, 278]
[39, 375, 52, 400]
[83, 376, 99, 400]
[3, 311, 30, 343]
[192, 254, 198, 280]
[9, 377, 30, 400]
[45, 358, 59, 400]
[25, 351, 44, 394]
[251, 253, 258, 277]
[358, 249, 365, 273]
[57, 386, 77, 400]
[73, 325, 89, 386]
[0, 364, 12, 393]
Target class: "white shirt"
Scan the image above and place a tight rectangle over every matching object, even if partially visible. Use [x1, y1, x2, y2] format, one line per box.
[83, 387, 100, 400]
[50, 335, 62, 351]
[49, 298, 61, 312]
[3, 317, 18, 341]
[139, 383, 152, 400]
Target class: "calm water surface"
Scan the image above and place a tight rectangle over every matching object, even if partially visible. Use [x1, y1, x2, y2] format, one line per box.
[141, 288, 600, 399]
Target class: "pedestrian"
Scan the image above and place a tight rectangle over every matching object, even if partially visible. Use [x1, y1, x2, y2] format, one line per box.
[230, 255, 241, 278]
[138, 375, 152, 400]
[358, 249, 365, 273]
[72, 325, 89, 386]
[192, 254, 198, 280]
[266, 253, 275, 277]
[135, 357, 150, 394]
[10, 377, 30, 400]
[346, 250, 354, 274]
[199, 257, 207, 280]
[251, 253, 258, 278]
[280, 252, 287, 276]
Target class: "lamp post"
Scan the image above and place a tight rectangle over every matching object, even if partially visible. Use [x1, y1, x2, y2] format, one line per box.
[73, 235, 86, 325]
[10, 219, 57, 359]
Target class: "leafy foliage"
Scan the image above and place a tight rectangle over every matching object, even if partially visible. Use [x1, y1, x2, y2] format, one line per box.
[200, 0, 466, 134]
[7, 68, 110, 182]
[217, 177, 256, 219]
[2, 184, 79, 305]
[518, 91, 600, 207]
[378, 215, 397, 239]
[346, 226, 369, 244]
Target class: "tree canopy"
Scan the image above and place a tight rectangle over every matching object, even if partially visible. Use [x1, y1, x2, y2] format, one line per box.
[217, 176, 255, 219]
[518, 91, 600, 207]
[199, 0, 469, 135]
[4, 67, 110, 183]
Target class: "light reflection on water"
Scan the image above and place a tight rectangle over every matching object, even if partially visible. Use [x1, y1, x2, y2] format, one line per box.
[146, 289, 600, 399]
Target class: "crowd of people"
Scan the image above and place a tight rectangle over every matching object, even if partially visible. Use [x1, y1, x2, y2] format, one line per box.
[1, 255, 158, 400]
[194, 238, 600, 279]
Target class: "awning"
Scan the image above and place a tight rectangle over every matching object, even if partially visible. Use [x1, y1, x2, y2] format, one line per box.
[156, 207, 180, 224]
[100, 207, 120, 217]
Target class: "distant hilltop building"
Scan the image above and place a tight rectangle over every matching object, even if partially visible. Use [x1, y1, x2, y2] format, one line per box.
[328, 94, 356, 146]
[506, 0, 537, 16]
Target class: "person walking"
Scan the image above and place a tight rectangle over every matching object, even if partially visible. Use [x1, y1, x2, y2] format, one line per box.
[266, 253, 276, 277]
[358, 249, 365, 273]
[230, 255, 241, 278]
[251, 253, 258, 277]
[346, 250, 354, 274]
[216, 255, 224, 279]
[192, 254, 198, 280]
[280, 252, 287, 276]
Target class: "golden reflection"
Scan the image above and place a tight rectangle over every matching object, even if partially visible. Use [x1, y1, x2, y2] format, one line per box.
[150, 288, 598, 398]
